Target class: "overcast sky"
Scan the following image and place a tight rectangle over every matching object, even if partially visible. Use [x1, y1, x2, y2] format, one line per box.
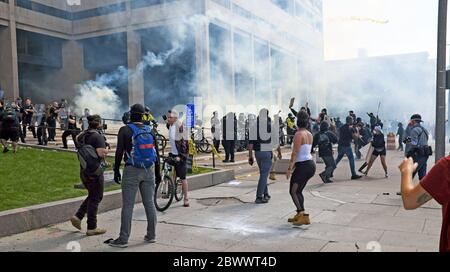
[323, 0, 440, 60]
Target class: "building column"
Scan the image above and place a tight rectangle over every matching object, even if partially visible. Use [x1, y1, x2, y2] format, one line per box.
[54, 40, 89, 98]
[127, 30, 144, 106]
[195, 19, 210, 104]
[0, 0, 19, 100]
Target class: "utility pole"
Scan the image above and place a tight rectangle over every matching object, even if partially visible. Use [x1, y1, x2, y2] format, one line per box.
[435, 0, 447, 161]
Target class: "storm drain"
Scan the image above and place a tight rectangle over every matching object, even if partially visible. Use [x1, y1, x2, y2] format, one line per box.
[197, 197, 244, 206]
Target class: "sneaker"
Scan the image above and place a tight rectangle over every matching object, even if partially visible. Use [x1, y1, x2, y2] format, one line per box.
[269, 173, 276, 180]
[255, 197, 268, 204]
[292, 214, 311, 226]
[70, 216, 82, 231]
[3, 147, 9, 153]
[324, 179, 333, 184]
[351, 175, 363, 180]
[319, 173, 326, 183]
[222, 160, 229, 163]
[385, 173, 389, 178]
[108, 238, 128, 248]
[264, 194, 271, 201]
[144, 235, 156, 243]
[230, 159, 235, 163]
[86, 228, 107, 236]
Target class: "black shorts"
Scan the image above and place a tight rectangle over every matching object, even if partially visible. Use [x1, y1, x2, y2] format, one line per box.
[0, 127, 20, 142]
[372, 148, 386, 156]
[169, 154, 187, 180]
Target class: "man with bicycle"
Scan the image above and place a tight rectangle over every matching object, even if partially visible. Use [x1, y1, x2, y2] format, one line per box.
[109, 104, 161, 248]
[166, 109, 190, 207]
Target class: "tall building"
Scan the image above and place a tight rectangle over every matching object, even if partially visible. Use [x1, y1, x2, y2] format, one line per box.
[0, 0, 324, 115]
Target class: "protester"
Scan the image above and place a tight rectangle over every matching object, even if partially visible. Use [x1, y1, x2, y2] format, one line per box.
[70, 115, 108, 236]
[248, 109, 282, 204]
[109, 104, 161, 248]
[362, 126, 388, 178]
[166, 109, 190, 207]
[0, 103, 20, 153]
[312, 121, 338, 183]
[397, 122, 404, 151]
[286, 113, 296, 145]
[398, 156, 450, 252]
[335, 116, 362, 180]
[286, 111, 316, 225]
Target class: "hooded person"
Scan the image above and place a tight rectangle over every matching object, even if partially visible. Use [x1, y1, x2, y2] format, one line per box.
[311, 121, 338, 183]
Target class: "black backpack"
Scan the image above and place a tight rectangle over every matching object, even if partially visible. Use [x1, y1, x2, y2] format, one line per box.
[318, 132, 331, 152]
[3, 108, 17, 125]
[77, 131, 102, 176]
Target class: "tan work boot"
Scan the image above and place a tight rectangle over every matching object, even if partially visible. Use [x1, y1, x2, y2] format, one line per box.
[70, 216, 82, 231]
[287, 213, 301, 223]
[269, 172, 276, 180]
[86, 228, 107, 236]
[292, 214, 311, 226]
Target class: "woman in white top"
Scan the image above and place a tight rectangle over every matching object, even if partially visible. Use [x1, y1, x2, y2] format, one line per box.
[286, 111, 316, 226]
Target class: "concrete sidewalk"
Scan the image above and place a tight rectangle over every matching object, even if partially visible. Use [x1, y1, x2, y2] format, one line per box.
[0, 150, 442, 252]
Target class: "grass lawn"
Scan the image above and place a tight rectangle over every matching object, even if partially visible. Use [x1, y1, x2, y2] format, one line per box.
[0, 147, 215, 212]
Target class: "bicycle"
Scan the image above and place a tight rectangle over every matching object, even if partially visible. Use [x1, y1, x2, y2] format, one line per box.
[154, 156, 183, 212]
[191, 126, 212, 153]
[151, 122, 167, 151]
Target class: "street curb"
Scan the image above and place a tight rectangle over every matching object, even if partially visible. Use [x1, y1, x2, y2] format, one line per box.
[0, 168, 234, 238]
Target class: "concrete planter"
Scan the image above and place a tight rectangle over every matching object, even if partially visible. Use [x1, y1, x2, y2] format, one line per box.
[0, 169, 234, 238]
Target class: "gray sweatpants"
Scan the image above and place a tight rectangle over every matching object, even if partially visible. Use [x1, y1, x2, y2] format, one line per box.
[119, 165, 157, 243]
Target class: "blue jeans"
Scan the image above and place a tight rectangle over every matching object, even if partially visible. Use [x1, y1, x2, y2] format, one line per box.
[255, 151, 273, 198]
[335, 145, 357, 177]
[413, 155, 429, 180]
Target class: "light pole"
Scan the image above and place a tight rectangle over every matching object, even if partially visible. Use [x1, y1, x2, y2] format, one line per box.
[435, 0, 447, 160]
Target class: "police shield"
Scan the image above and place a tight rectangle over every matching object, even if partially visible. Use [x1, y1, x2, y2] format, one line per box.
[35, 104, 45, 125]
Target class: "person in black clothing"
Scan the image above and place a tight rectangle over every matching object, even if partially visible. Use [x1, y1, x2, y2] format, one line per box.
[335, 116, 362, 180]
[363, 126, 388, 178]
[70, 115, 109, 236]
[109, 104, 161, 248]
[222, 112, 237, 163]
[312, 122, 338, 183]
[61, 114, 80, 149]
[0, 104, 21, 153]
[397, 122, 404, 151]
[21, 98, 36, 139]
[46, 101, 59, 141]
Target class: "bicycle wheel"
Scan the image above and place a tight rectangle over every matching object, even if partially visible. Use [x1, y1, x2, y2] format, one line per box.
[174, 178, 184, 202]
[197, 139, 211, 153]
[154, 175, 174, 212]
[157, 134, 167, 150]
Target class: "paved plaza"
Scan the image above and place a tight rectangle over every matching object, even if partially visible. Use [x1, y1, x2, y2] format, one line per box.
[0, 150, 441, 252]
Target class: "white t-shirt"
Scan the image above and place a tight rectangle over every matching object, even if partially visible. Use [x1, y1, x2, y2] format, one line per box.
[169, 124, 179, 155]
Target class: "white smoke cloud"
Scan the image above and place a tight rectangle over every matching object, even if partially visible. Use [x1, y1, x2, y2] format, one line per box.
[73, 48, 181, 119]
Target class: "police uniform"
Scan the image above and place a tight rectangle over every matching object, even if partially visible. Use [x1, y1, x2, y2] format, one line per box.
[408, 115, 430, 180]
